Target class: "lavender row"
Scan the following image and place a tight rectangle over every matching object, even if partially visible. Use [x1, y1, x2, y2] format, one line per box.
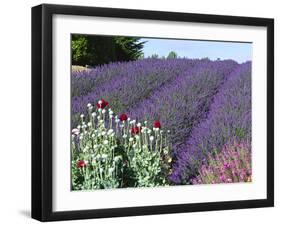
[72, 59, 196, 127]
[126, 60, 238, 152]
[170, 62, 252, 184]
[72, 58, 195, 98]
[72, 61, 142, 97]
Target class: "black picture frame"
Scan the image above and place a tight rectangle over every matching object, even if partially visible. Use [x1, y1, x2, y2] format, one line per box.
[32, 3, 274, 222]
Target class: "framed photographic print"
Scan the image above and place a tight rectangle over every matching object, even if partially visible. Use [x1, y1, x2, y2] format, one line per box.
[31, 4, 274, 221]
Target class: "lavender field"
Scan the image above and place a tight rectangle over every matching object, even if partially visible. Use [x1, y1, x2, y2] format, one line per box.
[71, 57, 252, 190]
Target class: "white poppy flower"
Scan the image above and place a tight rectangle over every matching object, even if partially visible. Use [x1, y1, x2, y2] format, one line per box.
[72, 128, 80, 135]
[101, 154, 108, 159]
[122, 134, 128, 138]
[114, 156, 121, 162]
[107, 129, 114, 135]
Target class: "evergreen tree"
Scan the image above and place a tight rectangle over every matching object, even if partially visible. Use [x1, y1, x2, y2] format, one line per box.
[71, 35, 145, 66]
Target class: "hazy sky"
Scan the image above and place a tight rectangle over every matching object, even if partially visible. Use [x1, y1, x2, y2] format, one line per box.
[140, 38, 252, 63]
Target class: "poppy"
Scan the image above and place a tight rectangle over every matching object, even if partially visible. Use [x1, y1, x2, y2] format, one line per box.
[71, 128, 80, 135]
[131, 126, 141, 135]
[119, 113, 128, 121]
[96, 99, 108, 109]
[154, 120, 161, 129]
[76, 160, 87, 168]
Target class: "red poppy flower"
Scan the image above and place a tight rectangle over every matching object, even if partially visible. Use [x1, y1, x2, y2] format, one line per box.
[154, 121, 161, 129]
[76, 160, 87, 168]
[96, 99, 108, 109]
[131, 126, 141, 135]
[119, 113, 128, 121]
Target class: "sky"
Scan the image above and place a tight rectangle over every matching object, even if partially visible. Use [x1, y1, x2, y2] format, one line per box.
[140, 38, 252, 63]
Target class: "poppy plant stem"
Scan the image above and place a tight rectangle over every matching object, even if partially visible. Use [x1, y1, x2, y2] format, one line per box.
[160, 133, 163, 153]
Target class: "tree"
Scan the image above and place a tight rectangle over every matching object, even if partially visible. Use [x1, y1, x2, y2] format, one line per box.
[167, 51, 178, 59]
[71, 35, 92, 66]
[89, 36, 116, 66]
[150, 54, 159, 59]
[71, 35, 145, 66]
[114, 37, 145, 61]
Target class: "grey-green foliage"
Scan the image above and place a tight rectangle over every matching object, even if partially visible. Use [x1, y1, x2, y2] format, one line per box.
[71, 104, 172, 190]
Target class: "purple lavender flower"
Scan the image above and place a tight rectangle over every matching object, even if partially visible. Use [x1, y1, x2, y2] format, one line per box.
[171, 62, 251, 184]
[126, 60, 237, 151]
[72, 58, 200, 127]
